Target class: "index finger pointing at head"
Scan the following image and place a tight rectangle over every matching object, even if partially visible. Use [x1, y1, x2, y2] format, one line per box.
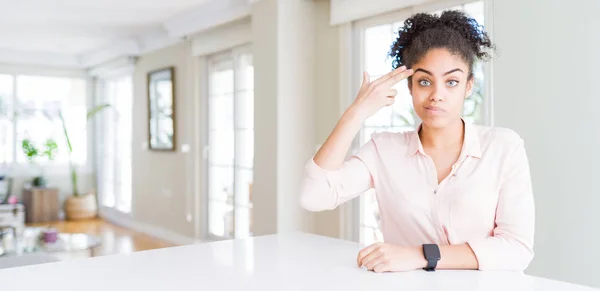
[382, 68, 413, 87]
[372, 66, 407, 86]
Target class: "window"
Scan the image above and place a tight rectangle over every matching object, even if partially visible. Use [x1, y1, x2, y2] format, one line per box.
[355, 1, 486, 245]
[0, 74, 88, 167]
[0, 74, 14, 165]
[97, 76, 133, 213]
[206, 46, 254, 239]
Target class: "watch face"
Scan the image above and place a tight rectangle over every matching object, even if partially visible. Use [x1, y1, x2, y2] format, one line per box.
[424, 244, 441, 260]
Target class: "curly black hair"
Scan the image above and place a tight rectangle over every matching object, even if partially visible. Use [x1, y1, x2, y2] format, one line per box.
[389, 10, 494, 79]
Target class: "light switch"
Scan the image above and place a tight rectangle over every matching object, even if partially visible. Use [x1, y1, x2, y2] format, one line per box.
[181, 144, 190, 153]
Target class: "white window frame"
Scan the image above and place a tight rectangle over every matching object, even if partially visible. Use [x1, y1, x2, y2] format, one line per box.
[340, 0, 495, 243]
[0, 68, 93, 177]
[203, 44, 254, 241]
[94, 72, 134, 216]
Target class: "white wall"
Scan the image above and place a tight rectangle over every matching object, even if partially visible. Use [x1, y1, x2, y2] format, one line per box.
[492, 0, 600, 288]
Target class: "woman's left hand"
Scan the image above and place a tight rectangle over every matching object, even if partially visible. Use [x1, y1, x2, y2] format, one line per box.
[357, 243, 427, 273]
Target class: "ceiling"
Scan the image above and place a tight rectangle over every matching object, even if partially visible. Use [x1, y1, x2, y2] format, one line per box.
[0, 0, 216, 67]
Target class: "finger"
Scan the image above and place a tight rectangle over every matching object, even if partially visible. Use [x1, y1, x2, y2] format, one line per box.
[373, 262, 389, 273]
[371, 66, 407, 86]
[381, 67, 414, 88]
[364, 254, 385, 271]
[360, 249, 382, 269]
[383, 89, 398, 98]
[357, 243, 382, 266]
[383, 97, 395, 106]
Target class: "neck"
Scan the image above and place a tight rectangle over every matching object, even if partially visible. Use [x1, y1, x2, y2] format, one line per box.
[419, 118, 464, 150]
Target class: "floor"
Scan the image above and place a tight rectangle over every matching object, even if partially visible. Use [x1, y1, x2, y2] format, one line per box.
[27, 218, 175, 257]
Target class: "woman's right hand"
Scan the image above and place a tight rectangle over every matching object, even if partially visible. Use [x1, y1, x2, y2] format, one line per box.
[350, 66, 414, 120]
[310, 66, 413, 172]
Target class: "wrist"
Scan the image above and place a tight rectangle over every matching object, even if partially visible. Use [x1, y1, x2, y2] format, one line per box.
[343, 105, 367, 124]
[412, 246, 428, 269]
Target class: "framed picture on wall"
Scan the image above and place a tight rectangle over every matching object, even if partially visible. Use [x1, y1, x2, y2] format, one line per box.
[147, 67, 176, 151]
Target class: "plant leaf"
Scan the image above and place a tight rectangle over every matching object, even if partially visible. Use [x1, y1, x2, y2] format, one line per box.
[87, 104, 110, 120]
[59, 111, 73, 153]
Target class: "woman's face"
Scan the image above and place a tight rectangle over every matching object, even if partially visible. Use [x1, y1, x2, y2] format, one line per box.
[409, 48, 473, 129]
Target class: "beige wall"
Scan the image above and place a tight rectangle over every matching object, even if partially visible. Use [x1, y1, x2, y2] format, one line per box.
[312, 0, 342, 238]
[250, 0, 279, 236]
[252, 0, 318, 235]
[132, 42, 196, 238]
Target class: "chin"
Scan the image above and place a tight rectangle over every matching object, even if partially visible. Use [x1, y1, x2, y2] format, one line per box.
[419, 115, 451, 129]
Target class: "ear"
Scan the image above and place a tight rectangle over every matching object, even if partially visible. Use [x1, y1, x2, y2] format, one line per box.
[465, 75, 474, 98]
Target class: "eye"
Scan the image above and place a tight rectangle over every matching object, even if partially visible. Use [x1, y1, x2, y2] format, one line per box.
[418, 79, 431, 86]
[447, 80, 459, 87]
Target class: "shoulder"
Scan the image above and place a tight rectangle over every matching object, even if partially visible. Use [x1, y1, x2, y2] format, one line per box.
[352, 130, 412, 160]
[367, 130, 413, 148]
[474, 124, 526, 154]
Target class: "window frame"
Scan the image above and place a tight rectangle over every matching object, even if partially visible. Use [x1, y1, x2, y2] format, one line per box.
[204, 44, 254, 241]
[95, 73, 134, 215]
[0, 69, 93, 177]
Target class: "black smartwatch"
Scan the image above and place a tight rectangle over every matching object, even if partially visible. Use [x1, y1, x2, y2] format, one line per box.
[422, 244, 441, 271]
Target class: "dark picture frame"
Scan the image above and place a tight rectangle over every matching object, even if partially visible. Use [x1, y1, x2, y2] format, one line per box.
[147, 66, 176, 151]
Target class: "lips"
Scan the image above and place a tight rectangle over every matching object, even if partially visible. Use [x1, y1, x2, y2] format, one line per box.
[425, 106, 445, 112]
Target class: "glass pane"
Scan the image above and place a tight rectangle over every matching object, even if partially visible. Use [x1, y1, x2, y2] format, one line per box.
[235, 91, 253, 130]
[235, 168, 253, 207]
[208, 166, 234, 203]
[235, 130, 253, 168]
[15, 75, 87, 165]
[101, 157, 115, 208]
[392, 21, 404, 37]
[0, 119, 13, 164]
[17, 75, 86, 107]
[210, 68, 234, 96]
[360, 226, 383, 246]
[235, 206, 252, 238]
[463, 60, 485, 124]
[208, 200, 234, 238]
[464, 1, 484, 26]
[209, 95, 234, 130]
[209, 129, 234, 166]
[236, 53, 254, 91]
[0, 74, 13, 117]
[365, 103, 393, 127]
[361, 190, 380, 228]
[391, 79, 417, 127]
[364, 24, 393, 76]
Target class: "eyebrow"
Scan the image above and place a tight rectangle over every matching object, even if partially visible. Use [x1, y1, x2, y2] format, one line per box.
[414, 68, 464, 76]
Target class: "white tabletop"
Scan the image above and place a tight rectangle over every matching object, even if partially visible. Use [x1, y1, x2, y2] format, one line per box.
[0, 232, 597, 291]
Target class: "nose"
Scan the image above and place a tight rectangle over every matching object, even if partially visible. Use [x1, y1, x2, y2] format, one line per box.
[429, 84, 444, 102]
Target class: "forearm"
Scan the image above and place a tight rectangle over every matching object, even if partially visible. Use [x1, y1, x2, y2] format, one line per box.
[313, 106, 364, 170]
[410, 244, 479, 270]
[437, 244, 479, 270]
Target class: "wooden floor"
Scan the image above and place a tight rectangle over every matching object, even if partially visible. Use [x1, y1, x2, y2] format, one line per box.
[27, 218, 174, 257]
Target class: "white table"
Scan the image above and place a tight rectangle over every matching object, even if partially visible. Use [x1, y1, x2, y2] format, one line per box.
[0, 232, 597, 290]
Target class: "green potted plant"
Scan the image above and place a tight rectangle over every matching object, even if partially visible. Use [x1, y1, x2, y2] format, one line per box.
[21, 138, 58, 187]
[60, 104, 110, 220]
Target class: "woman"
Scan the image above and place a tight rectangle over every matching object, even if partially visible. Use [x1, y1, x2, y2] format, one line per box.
[300, 10, 534, 273]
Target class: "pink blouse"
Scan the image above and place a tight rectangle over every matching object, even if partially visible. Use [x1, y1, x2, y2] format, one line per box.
[300, 121, 535, 271]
